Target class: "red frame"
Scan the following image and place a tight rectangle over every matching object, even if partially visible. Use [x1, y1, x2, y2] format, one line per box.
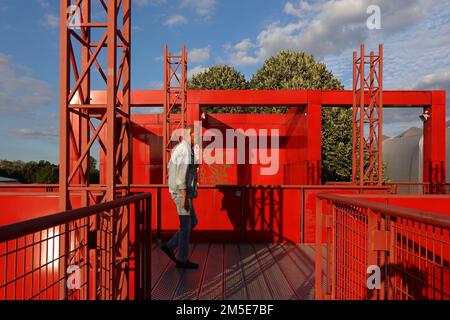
[89, 88, 447, 185]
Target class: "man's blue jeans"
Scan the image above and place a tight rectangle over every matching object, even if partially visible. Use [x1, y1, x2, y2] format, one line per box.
[167, 193, 198, 262]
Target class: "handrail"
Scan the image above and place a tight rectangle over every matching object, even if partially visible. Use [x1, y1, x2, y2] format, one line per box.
[0, 183, 390, 189]
[317, 193, 450, 229]
[386, 182, 450, 186]
[131, 184, 390, 190]
[0, 193, 151, 243]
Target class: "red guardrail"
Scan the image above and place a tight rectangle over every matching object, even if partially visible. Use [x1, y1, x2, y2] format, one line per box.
[0, 193, 152, 300]
[315, 193, 450, 300]
[386, 182, 450, 195]
[0, 184, 390, 244]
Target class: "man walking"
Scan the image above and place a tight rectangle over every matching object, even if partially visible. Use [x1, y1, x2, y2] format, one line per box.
[161, 125, 199, 269]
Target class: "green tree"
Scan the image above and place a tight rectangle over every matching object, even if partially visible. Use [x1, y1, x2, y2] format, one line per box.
[188, 65, 250, 113]
[0, 160, 59, 184]
[0, 157, 100, 184]
[89, 156, 100, 184]
[249, 50, 352, 182]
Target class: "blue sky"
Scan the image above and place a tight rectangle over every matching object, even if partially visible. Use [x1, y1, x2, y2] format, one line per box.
[0, 0, 449, 164]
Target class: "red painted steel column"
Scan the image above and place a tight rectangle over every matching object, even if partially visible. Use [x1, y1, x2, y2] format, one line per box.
[352, 51, 358, 184]
[80, 0, 91, 301]
[315, 198, 324, 299]
[352, 44, 383, 186]
[59, 0, 70, 301]
[423, 91, 447, 192]
[59, 0, 70, 211]
[121, 0, 132, 300]
[187, 103, 200, 126]
[162, 45, 188, 183]
[106, 0, 117, 202]
[307, 91, 322, 185]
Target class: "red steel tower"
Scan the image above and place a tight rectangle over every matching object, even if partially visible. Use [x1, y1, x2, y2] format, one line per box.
[352, 44, 384, 186]
[162, 45, 188, 183]
[59, 0, 131, 299]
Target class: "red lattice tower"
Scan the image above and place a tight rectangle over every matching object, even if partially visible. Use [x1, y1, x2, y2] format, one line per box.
[59, 0, 131, 299]
[352, 44, 384, 186]
[162, 45, 188, 183]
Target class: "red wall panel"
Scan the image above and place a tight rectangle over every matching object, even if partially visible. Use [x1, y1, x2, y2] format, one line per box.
[0, 195, 81, 227]
[121, 112, 311, 186]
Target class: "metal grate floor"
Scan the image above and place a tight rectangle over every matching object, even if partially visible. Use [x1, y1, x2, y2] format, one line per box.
[151, 242, 322, 300]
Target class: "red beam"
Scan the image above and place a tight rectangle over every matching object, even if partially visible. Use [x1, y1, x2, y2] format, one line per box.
[322, 90, 435, 107]
[88, 90, 441, 108]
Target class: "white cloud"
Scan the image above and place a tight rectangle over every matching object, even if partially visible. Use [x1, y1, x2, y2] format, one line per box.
[284, 0, 321, 18]
[9, 127, 58, 139]
[164, 14, 188, 26]
[37, 0, 50, 8]
[189, 47, 211, 63]
[0, 53, 52, 117]
[224, 0, 433, 66]
[188, 65, 208, 79]
[43, 13, 59, 29]
[224, 38, 260, 67]
[234, 38, 254, 52]
[181, 0, 217, 17]
[134, 0, 167, 6]
[413, 70, 450, 91]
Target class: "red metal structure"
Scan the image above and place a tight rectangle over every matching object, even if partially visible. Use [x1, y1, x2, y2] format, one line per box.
[315, 193, 450, 300]
[59, 0, 132, 300]
[352, 44, 384, 186]
[88, 89, 446, 187]
[162, 45, 188, 183]
[0, 1, 448, 301]
[60, 0, 131, 208]
[0, 193, 151, 300]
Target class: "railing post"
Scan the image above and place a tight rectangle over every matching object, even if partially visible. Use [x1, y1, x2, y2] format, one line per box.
[367, 209, 378, 300]
[145, 196, 152, 300]
[367, 209, 391, 300]
[316, 197, 335, 300]
[388, 215, 396, 300]
[315, 197, 324, 299]
[330, 204, 336, 300]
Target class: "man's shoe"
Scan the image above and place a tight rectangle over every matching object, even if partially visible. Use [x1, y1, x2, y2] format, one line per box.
[176, 260, 199, 270]
[161, 244, 178, 263]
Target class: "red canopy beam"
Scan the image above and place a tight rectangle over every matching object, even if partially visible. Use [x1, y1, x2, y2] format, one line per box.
[89, 90, 439, 107]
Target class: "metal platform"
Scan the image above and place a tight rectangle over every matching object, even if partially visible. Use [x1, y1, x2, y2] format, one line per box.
[151, 243, 322, 300]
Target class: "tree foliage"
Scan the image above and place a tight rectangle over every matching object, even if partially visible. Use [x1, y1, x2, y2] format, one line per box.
[0, 160, 59, 184]
[189, 65, 249, 90]
[251, 51, 343, 90]
[0, 156, 100, 184]
[250, 50, 352, 182]
[189, 65, 249, 113]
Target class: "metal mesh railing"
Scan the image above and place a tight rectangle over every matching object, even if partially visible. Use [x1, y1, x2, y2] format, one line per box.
[315, 194, 450, 300]
[390, 218, 450, 299]
[387, 183, 450, 195]
[334, 204, 369, 300]
[0, 193, 151, 300]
